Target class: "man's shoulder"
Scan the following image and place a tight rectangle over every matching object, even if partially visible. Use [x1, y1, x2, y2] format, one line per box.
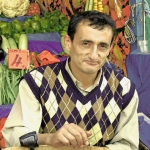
[30, 60, 66, 74]
[103, 64, 134, 86]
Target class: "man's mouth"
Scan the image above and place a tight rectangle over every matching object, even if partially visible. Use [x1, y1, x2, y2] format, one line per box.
[85, 60, 98, 65]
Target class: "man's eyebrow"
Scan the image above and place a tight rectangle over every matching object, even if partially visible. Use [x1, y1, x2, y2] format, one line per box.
[99, 42, 110, 47]
[81, 39, 93, 42]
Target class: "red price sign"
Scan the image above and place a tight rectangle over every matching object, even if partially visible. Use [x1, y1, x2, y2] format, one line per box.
[8, 49, 29, 69]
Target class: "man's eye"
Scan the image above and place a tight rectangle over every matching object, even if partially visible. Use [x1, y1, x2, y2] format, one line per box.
[99, 44, 108, 49]
[83, 42, 89, 46]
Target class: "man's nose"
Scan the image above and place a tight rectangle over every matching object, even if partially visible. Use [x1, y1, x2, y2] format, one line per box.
[89, 46, 98, 59]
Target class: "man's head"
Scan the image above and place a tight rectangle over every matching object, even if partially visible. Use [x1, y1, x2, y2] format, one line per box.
[67, 10, 116, 44]
[64, 10, 116, 78]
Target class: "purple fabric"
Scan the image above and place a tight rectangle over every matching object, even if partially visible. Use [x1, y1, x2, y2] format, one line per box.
[28, 40, 67, 62]
[0, 104, 13, 119]
[28, 40, 63, 54]
[126, 50, 150, 117]
[138, 115, 150, 149]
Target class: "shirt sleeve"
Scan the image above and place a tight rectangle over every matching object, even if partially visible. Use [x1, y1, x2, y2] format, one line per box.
[106, 89, 139, 150]
[2, 79, 42, 147]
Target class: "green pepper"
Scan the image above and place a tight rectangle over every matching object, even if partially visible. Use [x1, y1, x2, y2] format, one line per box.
[31, 20, 41, 32]
[22, 21, 31, 31]
[11, 20, 23, 32]
[12, 33, 20, 44]
[59, 14, 67, 20]
[12, 19, 20, 24]
[44, 11, 51, 18]
[25, 28, 34, 34]
[1, 27, 12, 38]
[41, 28, 47, 33]
[63, 26, 68, 31]
[32, 14, 41, 21]
[60, 20, 69, 26]
[24, 17, 32, 23]
[61, 30, 67, 36]
[40, 18, 50, 31]
[49, 20, 56, 28]
[51, 10, 61, 16]
[50, 28, 56, 33]
[0, 21, 8, 29]
[50, 16, 59, 22]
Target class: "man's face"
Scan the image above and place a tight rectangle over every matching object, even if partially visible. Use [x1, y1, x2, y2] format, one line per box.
[65, 22, 113, 76]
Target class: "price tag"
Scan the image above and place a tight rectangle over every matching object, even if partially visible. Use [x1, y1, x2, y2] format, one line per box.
[8, 49, 29, 69]
[38, 50, 60, 65]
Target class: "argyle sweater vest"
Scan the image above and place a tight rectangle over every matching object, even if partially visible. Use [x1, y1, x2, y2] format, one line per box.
[23, 60, 136, 147]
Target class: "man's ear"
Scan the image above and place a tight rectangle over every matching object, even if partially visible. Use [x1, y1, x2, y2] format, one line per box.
[64, 35, 71, 52]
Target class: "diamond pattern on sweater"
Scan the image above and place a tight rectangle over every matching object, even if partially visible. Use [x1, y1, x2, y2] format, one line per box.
[120, 78, 130, 95]
[57, 71, 67, 90]
[100, 76, 107, 91]
[76, 100, 92, 119]
[92, 97, 103, 121]
[43, 65, 57, 90]
[45, 91, 58, 118]
[107, 73, 120, 95]
[59, 93, 75, 121]
[105, 98, 121, 123]
[88, 122, 102, 146]
[30, 70, 43, 87]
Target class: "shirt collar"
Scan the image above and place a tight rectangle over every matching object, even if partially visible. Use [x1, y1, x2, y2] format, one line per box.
[65, 58, 102, 91]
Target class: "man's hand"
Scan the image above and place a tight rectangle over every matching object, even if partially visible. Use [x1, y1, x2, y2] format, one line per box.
[38, 123, 92, 148]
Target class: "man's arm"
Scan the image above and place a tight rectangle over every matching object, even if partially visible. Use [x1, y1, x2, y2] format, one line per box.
[106, 89, 139, 150]
[2, 79, 42, 147]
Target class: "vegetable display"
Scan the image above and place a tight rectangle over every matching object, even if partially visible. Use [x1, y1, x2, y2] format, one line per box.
[0, 34, 34, 105]
[0, 10, 69, 43]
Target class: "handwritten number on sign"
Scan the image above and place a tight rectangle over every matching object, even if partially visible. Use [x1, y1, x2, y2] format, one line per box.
[8, 49, 29, 69]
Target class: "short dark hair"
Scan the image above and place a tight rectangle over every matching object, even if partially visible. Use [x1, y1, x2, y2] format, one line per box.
[68, 10, 116, 43]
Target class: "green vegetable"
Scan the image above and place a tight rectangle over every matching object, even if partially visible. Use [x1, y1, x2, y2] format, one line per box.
[8, 37, 18, 49]
[50, 16, 59, 22]
[22, 21, 31, 31]
[18, 33, 28, 50]
[44, 11, 51, 18]
[1, 35, 10, 53]
[51, 10, 61, 16]
[0, 63, 27, 105]
[25, 28, 34, 34]
[32, 14, 40, 21]
[0, 21, 8, 29]
[12, 21, 23, 32]
[31, 20, 41, 32]
[40, 18, 50, 31]
[1, 26, 12, 38]
[59, 14, 67, 20]
[60, 20, 69, 26]
[24, 17, 32, 23]
[49, 20, 56, 28]
[12, 33, 20, 44]
[85, 0, 90, 11]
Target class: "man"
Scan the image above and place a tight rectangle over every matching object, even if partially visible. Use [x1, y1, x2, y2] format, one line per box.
[2, 10, 139, 150]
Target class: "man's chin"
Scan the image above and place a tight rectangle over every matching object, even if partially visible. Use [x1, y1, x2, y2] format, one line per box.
[83, 69, 99, 74]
